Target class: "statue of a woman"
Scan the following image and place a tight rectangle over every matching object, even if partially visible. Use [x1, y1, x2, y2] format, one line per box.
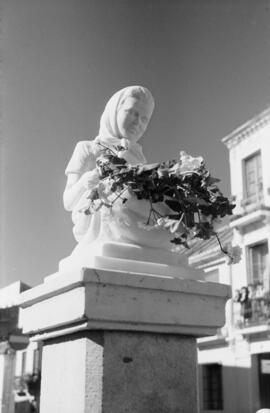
[61, 86, 200, 276]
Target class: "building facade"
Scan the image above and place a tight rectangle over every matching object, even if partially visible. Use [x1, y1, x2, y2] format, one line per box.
[196, 108, 270, 413]
[0, 282, 41, 413]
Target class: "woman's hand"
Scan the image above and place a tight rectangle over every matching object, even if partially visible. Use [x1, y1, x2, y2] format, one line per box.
[117, 138, 130, 159]
[120, 138, 129, 150]
[81, 168, 100, 189]
[63, 168, 101, 211]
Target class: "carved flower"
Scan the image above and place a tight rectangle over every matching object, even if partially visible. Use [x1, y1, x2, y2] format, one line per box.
[169, 151, 204, 176]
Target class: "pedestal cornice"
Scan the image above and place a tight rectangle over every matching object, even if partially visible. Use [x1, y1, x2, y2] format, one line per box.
[19, 268, 231, 339]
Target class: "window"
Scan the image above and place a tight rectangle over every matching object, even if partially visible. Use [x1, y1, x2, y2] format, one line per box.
[202, 363, 223, 410]
[243, 151, 263, 204]
[248, 242, 269, 290]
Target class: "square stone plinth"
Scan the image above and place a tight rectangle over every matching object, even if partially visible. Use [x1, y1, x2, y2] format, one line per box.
[19, 267, 231, 413]
[41, 330, 197, 413]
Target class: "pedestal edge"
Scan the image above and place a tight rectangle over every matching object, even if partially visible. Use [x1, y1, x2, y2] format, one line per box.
[19, 267, 231, 308]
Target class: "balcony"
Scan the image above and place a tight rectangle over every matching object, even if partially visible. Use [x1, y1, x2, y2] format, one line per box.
[230, 205, 270, 230]
[233, 285, 270, 336]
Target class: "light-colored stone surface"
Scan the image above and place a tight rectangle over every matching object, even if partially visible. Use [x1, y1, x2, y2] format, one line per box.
[19, 267, 231, 338]
[102, 331, 198, 413]
[40, 330, 198, 413]
[40, 332, 103, 413]
[0, 281, 28, 308]
[59, 241, 204, 280]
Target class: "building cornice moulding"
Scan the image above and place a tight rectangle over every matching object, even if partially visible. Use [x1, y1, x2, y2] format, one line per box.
[222, 107, 270, 149]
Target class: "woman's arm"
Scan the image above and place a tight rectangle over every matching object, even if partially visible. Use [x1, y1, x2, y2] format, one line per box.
[63, 169, 100, 211]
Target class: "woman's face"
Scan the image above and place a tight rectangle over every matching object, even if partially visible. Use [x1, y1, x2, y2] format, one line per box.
[116, 97, 153, 142]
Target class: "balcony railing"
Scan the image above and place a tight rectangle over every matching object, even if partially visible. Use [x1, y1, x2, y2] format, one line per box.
[233, 285, 270, 328]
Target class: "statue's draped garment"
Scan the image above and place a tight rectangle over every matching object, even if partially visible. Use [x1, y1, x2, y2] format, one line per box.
[65, 87, 173, 252]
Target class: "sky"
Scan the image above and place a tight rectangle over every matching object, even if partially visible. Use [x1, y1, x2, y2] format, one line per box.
[2, 0, 270, 288]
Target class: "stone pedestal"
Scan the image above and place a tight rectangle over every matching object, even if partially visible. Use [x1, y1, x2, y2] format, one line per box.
[19, 267, 231, 413]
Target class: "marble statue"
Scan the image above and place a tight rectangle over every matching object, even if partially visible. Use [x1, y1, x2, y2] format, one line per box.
[60, 86, 202, 279]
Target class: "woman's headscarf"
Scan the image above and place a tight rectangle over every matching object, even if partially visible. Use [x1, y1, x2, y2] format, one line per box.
[94, 86, 154, 164]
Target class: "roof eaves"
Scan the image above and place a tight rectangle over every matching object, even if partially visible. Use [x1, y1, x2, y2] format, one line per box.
[221, 107, 270, 148]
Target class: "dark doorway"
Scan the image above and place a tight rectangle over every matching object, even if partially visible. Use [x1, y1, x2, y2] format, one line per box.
[258, 352, 270, 408]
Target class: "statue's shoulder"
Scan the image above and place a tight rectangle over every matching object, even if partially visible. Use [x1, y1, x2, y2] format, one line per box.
[65, 140, 97, 175]
[73, 140, 96, 156]
[72, 139, 102, 161]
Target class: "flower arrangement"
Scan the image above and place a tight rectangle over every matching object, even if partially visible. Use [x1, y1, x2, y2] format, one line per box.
[83, 143, 241, 264]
